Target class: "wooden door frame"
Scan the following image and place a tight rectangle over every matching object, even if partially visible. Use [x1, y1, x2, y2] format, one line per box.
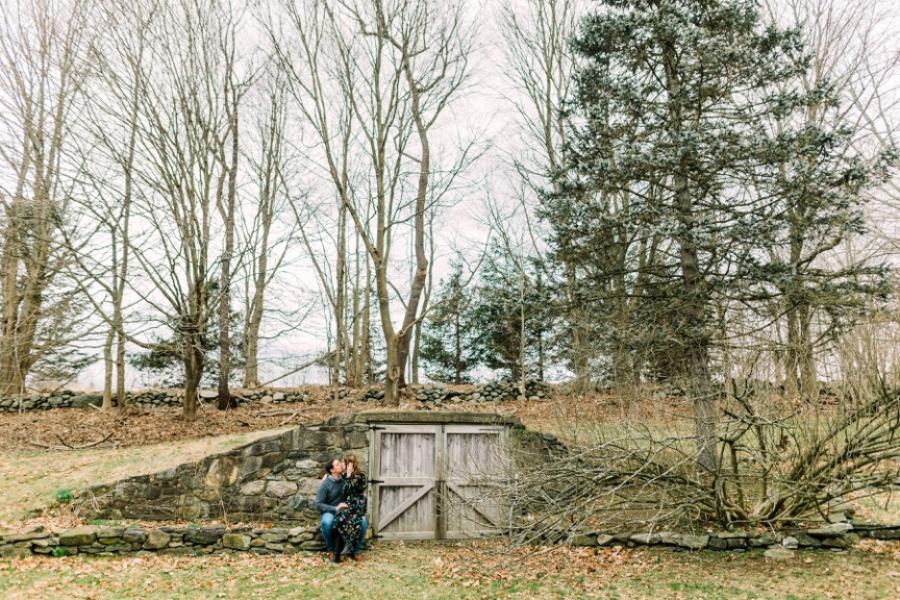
[370, 422, 508, 541]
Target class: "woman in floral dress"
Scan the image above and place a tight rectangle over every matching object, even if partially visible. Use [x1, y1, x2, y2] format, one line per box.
[334, 453, 367, 559]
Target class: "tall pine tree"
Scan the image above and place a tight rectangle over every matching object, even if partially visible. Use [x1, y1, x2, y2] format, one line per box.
[468, 247, 556, 382]
[420, 263, 478, 384]
[545, 0, 892, 470]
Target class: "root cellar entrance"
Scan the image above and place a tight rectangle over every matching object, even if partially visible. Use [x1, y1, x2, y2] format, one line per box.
[369, 422, 509, 540]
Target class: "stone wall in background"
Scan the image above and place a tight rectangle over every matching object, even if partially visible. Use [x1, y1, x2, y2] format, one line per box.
[0, 379, 553, 413]
[0, 387, 315, 412]
[412, 379, 552, 404]
[566, 522, 900, 559]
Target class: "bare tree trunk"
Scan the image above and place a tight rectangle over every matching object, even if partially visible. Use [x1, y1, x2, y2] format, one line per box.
[661, 30, 718, 472]
[116, 327, 126, 405]
[411, 220, 436, 385]
[217, 72, 242, 410]
[676, 187, 717, 472]
[567, 264, 590, 392]
[383, 5, 435, 402]
[114, 87, 136, 409]
[363, 259, 373, 383]
[519, 278, 527, 400]
[784, 307, 800, 397]
[0, 209, 26, 395]
[347, 225, 373, 389]
[798, 303, 817, 399]
[242, 73, 300, 388]
[384, 339, 400, 404]
[411, 322, 422, 385]
[183, 332, 203, 419]
[335, 201, 347, 387]
[454, 309, 464, 384]
[102, 327, 114, 409]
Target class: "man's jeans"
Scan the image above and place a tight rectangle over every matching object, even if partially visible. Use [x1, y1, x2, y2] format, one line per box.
[320, 512, 367, 553]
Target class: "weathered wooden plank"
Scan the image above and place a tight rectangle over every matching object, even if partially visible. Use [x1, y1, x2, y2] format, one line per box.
[377, 482, 435, 531]
[372, 422, 508, 540]
[444, 426, 507, 538]
[447, 483, 502, 526]
[374, 425, 439, 539]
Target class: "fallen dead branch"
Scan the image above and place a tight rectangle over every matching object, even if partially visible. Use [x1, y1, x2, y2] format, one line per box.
[28, 433, 114, 451]
[486, 381, 900, 542]
[256, 410, 301, 418]
[278, 413, 300, 426]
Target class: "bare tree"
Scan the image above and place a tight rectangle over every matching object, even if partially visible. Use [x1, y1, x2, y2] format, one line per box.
[0, 0, 92, 394]
[240, 69, 299, 388]
[107, 0, 250, 418]
[214, 4, 255, 409]
[760, 0, 900, 399]
[410, 215, 436, 384]
[269, 0, 473, 404]
[498, 0, 586, 389]
[501, 381, 900, 540]
[69, 0, 159, 409]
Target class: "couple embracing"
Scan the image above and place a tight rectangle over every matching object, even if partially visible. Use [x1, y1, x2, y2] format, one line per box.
[315, 453, 368, 563]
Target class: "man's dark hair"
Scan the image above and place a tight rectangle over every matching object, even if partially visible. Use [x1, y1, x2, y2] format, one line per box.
[323, 458, 340, 475]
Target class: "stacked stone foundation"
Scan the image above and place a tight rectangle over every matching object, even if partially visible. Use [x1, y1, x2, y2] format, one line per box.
[3, 522, 898, 559]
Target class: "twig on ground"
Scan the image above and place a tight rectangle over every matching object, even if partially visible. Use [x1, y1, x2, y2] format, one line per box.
[257, 410, 300, 418]
[28, 433, 115, 451]
[278, 412, 299, 426]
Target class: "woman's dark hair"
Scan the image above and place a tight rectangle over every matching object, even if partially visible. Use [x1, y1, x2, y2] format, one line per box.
[323, 457, 340, 475]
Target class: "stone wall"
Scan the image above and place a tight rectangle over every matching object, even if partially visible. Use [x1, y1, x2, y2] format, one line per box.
[0, 387, 315, 412]
[0, 524, 324, 558]
[412, 379, 552, 404]
[76, 411, 538, 527]
[0, 379, 553, 413]
[78, 418, 370, 524]
[566, 522, 900, 558]
[3, 522, 897, 559]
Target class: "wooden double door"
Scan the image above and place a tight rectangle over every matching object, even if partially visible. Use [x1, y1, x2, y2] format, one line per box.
[370, 423, 508, 540]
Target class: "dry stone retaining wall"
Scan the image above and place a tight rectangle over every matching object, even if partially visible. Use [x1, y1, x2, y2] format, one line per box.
[568, 522, 900, 553]
[0, 379, 552, 413]
[75, 411, 540, 527]
[2, 407, 898, 559]
[77, 419, 370, 524]
[0, 388, 314, 412]
[3, 522, 898, 559]
[0, 524, 325, 558]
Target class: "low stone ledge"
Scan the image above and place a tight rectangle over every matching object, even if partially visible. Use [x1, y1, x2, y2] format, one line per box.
[0, 524, 328, 559]
[567, 522, 900, 553]
[3, 521, 899, 559]
[336, 410, 521, 426]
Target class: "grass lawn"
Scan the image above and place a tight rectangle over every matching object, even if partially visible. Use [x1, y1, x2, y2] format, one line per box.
[0, 427, 290, 525]
[3, 400, 898, 599]
[2, 541, 899, 599]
